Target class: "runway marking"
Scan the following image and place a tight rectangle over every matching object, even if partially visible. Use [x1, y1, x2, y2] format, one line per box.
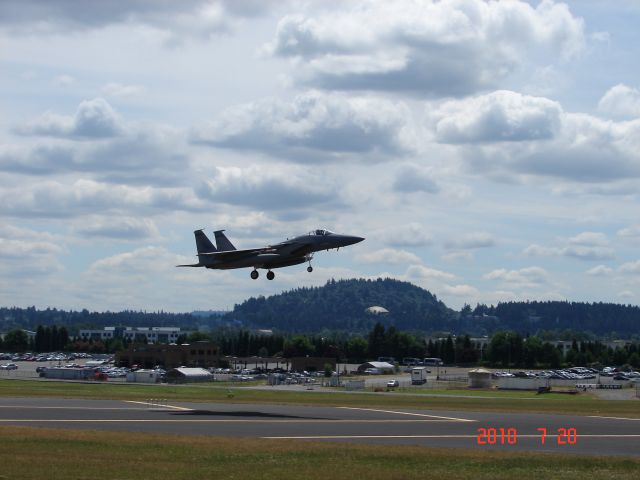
[0, 419, 467, 424]
[0, 405, 154, 411]
[264, 434, 640, 440]
[337, 407, 474, 422]
[124, 401, 193, 411]
[588, 415, 640, 421]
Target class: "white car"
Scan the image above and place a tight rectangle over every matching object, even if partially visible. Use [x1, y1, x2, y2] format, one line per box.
[387, 379, 399, 388]
[0, 363, 18, 370]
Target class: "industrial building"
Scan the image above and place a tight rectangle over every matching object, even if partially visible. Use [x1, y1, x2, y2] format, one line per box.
[116, 341, 219, 369]
[78, 326, 190, 344]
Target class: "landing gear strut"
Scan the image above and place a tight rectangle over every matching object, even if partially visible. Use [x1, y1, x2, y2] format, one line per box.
[266, 270, 275, 280]
[250, 270, 259, 280]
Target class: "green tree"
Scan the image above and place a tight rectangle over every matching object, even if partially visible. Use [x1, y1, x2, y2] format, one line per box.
[3, 329, 28, 352]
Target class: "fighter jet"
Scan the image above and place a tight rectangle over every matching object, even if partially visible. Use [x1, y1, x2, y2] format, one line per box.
[178, 229, 364, 280]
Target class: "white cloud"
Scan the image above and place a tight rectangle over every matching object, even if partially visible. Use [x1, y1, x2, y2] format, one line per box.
[392, 164, 439, 194]
[619, 260, 640, 275]
[524, 235, 615, 261]
[0, 179, 204, 218]
[483, 266, 549, 288]
[197, 165, 338, 211]
[101, 82, 145, 98]
[355, 248, 421, 265]
[617, 224, 640, 239]
[191, 91, 415, 161]
[17, 98, 122, 138]
[0, 1, 270, 39]
[441, 284, 479, 297]
[598, 84, 640, 119]
[445, 232, 496, 250]
[586, 265, 614, 276]
[473, 112, 640, 182]
[266, 0, 585, 95]
[406, 264, 456, 282]
[377, 222, 433, 248]
[74, 217, 159, 240]
[432, 90, 562, 143]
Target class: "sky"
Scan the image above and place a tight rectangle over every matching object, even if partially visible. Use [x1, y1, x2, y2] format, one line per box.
[1, 0, 640, 313]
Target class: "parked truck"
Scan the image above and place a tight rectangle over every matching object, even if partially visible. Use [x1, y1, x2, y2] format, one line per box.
[411, 367, 428, 385]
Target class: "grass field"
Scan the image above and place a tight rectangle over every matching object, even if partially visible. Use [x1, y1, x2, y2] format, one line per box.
[1, 426, 639, 480]
[1, 379, 638, 417]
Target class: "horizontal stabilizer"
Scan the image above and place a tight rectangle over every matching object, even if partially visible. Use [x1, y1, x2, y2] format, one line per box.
[176, 263, 203, 267]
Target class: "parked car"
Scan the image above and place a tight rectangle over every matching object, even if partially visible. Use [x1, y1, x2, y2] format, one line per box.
[0, 363, 18, 370]
[387, 379, 399, 388]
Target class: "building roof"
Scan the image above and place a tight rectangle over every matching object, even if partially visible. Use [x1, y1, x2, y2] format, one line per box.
[360, 361, 394, 369]
[365, 306, 389, 314]
[168, 367, 212, 377]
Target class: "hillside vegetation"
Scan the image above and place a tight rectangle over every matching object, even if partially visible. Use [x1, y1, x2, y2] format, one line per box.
[229, 278, 453, 332]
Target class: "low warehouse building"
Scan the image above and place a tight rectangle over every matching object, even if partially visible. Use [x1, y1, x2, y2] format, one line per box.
[468, 368, 492, 388]
[357, 361, 395, 374]
[166, 367, 212, 384]
[126, 369, 162, 384]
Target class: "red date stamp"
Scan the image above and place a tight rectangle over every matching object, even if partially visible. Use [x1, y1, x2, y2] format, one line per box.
[477, 427, 577, 445]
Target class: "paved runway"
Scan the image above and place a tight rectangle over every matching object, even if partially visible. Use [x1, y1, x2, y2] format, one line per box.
[0, 397, 638, 456]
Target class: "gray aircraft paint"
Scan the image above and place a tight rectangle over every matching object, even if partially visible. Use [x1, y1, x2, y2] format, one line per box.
[178, 229, 364, 280]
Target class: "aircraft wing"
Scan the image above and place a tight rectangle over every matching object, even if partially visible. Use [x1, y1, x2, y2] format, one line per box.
[270, 241, 311, 257]
[197, 247, 273, 260]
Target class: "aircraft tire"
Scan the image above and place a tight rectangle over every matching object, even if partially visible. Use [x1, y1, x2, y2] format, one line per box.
[307, 266, 313, 273]
[250, 270, 259, 280]
[267, 271, 275, 280]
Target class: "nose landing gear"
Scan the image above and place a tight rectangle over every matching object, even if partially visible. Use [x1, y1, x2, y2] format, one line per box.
[307, 266, 313, 273]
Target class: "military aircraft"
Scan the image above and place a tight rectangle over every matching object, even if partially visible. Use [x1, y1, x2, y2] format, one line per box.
[178, 229, 364, 280]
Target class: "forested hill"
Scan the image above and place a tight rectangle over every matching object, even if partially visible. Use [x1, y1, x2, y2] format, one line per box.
[471, 301, 640, 337]
[227, 278, 454, 332]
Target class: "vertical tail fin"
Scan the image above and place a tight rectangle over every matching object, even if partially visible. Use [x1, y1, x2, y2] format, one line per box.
[214, 230, 236, 251]
[194, 229, 217, 254]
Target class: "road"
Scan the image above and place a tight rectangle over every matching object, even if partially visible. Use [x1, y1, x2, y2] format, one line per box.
[0, 397, 638, 456]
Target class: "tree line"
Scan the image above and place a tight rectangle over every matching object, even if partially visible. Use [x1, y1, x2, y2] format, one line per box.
[2, 323, 639, 369]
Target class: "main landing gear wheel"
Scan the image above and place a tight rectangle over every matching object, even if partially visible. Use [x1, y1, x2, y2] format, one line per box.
[266, 271, 275, 280]
[307, 266, 313, 273]
[250, 270, 259, 280]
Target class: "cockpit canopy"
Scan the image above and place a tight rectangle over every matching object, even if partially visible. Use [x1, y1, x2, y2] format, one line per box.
[310, 229, 334, 236]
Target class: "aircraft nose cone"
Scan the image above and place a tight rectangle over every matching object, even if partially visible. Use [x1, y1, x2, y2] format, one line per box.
[344, 235, 365, 246]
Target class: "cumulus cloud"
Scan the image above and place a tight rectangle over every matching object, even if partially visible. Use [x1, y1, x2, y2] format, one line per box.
[445, 232, 496, 250]
[5, 99, 190, 185]
[191, 91, 414, 161]
[483, 266, 549, 288]
[586, 265, 613, 276]
[377, 222, 433, 247]
[431, 90, 562, 143]
[197, 165, 338, 210]
[450, 93, 640, 183]
[524, 233, 614, 261]
[392, 164, 439, 194]
[17, 98, 123, 138]
[0, 224, 64, 276]
[0, 0, 271, 39]
[74, 217, 159, 240]
[101, 83, 145, 98]
[617, 224, 640, 239]
[0, 179, 204, 218]
[265, 0, 585, 95]
[355, 248, 421, 265]
[598, 84, 640, 119]
[619, 260, 640, 275]
[406, 264, 456, 282]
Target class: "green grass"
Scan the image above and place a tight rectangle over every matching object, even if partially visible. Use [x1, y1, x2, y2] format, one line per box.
[1, 426, 639, 480]
[1, 379, 638, 417]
